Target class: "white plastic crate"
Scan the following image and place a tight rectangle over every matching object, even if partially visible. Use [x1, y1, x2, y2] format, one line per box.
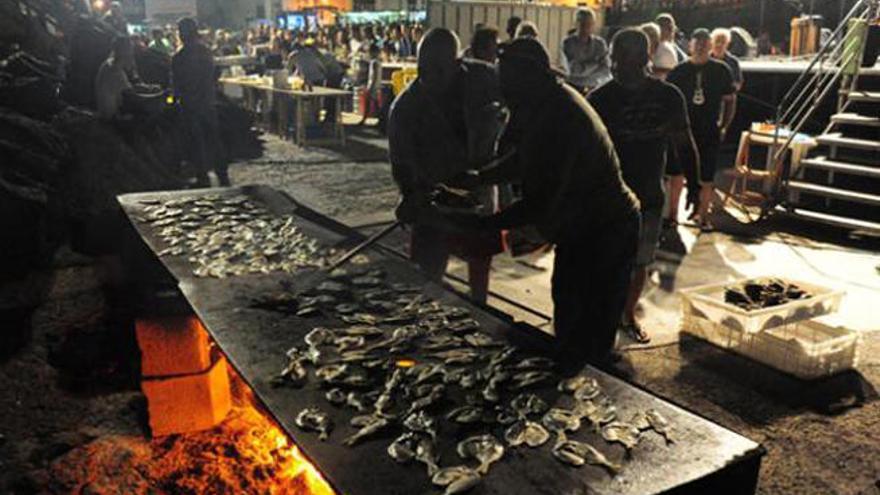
[681, 313, 861, 380]
[680, 278, 844, 333]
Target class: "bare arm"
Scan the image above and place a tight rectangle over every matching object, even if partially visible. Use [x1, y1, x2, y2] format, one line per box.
[671, 128, 701, 186]
[720, 94, 736, 139]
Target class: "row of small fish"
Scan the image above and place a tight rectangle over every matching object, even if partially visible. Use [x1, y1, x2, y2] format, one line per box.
[137, 194, 335, 278]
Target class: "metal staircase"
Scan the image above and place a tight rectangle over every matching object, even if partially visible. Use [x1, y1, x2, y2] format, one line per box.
[779, 74, 880, 232]
[768, 0, 880, 234]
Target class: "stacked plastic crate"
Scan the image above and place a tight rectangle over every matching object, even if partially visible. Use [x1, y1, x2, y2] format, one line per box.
[679, 279, 860, 379]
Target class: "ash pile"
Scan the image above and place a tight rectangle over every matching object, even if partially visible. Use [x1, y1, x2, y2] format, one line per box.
[0, 0, 263, 282]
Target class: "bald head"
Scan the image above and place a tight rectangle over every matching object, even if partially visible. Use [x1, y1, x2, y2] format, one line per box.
[417, 28, 460, 94]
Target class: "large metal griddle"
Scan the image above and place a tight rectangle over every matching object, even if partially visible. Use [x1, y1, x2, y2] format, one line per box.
[117, 185, 764, 495]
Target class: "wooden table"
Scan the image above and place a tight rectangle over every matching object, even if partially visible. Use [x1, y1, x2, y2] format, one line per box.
[221, 76, 351, 147]
[118, 185, 765, 495]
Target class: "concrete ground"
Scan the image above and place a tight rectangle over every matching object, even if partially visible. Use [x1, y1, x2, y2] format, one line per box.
[229, 126, 880, 494]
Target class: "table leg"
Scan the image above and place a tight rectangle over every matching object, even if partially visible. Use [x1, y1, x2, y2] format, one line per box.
[277, 94, 286, 139]
[296, 96, 305, 146]
[337, 95, 345, 147]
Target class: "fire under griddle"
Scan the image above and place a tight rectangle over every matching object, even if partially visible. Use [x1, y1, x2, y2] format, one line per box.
[117, 185, 764, 495]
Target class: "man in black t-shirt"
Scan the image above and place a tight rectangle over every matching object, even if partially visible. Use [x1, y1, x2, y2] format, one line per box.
[589, 28, 700, 344]
[667, 28, 736, 230]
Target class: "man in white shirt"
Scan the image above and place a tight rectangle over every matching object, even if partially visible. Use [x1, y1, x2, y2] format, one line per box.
[560, 8, 611, 93]
[653, 13, 684, 80]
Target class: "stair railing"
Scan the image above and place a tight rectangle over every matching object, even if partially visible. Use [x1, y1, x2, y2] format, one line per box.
[766, 0, 880, 210]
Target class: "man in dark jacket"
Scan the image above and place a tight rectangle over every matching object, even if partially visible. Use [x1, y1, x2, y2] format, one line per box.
[453, 38, 640, 371]
[172, 17, 228, 187]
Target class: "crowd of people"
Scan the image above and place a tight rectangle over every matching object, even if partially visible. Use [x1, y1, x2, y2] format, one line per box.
[93, 1, 746, 372]
[93, 6, 229, 187]
[388, 9, 744, 372]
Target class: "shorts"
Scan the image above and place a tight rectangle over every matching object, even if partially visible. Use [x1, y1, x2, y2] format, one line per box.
[695, 135, 720, 184]
[635, 208, 663, 266]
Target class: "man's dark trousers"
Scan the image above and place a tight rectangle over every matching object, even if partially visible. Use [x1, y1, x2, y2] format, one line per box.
[551, 214, 639, 369]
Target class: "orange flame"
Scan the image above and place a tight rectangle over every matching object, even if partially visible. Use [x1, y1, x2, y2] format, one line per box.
[265, 423, 334, 495]
[231, 366, 335, 495]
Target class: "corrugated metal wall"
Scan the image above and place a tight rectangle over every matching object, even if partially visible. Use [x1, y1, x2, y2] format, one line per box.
[427, 1, 590, 65]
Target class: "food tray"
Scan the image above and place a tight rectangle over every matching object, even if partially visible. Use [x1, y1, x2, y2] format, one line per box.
[682, 313, 860, 380]
[680, 278, 844, 333]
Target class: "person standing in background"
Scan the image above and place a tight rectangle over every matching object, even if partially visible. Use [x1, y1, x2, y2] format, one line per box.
[148, 29, 172, 56]
[515, 22, 540, 40]
[498, 16, 522, 53]
[653, 14, 684, 80]
[102, 1, 127, 34]
[287, 39, 327, 88]
[410, 25, 424, 57]
[394, 24, 413, 58]
[711, 28, 744, 91]
[667, 28, 736, 231]
[640, 22, 661, 64]
[359, 43, 383, 125]
[560, 8, 611, 93]
[95, 36, 134, 120]
[468, 25, 500, 63]
[172, 18, 228, 187]
[332, 30, 350, 61]
[655, 14, 689, 226]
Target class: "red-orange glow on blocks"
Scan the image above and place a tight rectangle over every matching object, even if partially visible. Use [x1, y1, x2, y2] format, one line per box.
[141, 353, 232, 437]
[136, 316, 212, 377]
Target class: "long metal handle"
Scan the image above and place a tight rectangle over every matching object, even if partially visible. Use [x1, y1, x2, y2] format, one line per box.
[325, 221, 402, 272]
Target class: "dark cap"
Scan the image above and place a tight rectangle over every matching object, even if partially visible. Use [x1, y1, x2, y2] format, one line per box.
[691, 28, 711, 41]
[500, 38, 550, 70]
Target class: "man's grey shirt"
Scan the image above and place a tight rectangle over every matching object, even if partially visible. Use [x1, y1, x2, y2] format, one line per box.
[560, 34, 611, 89]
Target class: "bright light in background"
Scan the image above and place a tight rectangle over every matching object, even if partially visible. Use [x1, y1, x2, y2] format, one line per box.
[93, 0, 105, 10]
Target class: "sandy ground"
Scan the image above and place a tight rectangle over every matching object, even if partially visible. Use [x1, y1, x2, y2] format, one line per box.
[1, 126, 879, 494]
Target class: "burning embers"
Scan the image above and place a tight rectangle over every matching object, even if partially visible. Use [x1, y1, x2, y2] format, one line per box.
[49, 379, 334, 494]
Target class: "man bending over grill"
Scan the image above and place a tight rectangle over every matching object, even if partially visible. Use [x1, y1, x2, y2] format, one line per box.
[446, 39, 640, 372]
